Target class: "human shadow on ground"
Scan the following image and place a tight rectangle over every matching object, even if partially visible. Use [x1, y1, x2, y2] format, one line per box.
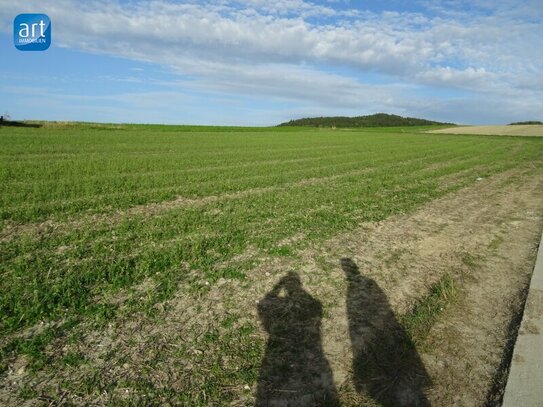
[255, 272, 339, 406]
[341, 258, 432, 406]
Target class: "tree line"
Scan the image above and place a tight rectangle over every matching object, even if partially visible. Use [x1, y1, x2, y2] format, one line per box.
[278, 113, 453, 128]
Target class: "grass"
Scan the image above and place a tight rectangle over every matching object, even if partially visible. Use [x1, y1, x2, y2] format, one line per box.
[402, 274, 458, 348]
[1, 122, 542, 404]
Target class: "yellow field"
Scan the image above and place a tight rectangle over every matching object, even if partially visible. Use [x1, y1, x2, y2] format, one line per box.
[429, 125, 543, 137]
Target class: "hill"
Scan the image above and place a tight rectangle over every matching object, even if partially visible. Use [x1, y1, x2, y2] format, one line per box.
[509, 121, 543, 125]
[278, 113, 452, 128]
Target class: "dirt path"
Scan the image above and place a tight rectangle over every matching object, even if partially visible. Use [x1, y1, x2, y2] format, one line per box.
[311, 167, 543, 405]
[1, 167, 542, 405]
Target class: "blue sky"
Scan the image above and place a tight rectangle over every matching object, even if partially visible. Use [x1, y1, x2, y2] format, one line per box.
[1, 0, 542, 125]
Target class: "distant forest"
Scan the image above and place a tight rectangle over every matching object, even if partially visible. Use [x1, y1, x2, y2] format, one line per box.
[509, 121, 543, 125]
[278, 113, 453, 128]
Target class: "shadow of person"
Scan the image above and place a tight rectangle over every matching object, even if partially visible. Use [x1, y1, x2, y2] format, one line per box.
[256, 272, 339, 406]
[341, 258, 432, 406]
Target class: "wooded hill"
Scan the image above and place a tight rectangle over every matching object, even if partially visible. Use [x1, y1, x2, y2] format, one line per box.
[278, 113, 452, 128]
[509, 121, 543, 125]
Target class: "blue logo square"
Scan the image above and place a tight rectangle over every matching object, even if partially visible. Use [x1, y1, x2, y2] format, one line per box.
[14, 14, 51, 51]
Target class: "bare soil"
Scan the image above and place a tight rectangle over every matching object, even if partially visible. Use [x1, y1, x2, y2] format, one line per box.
[314, 167, 543, 405]
[1, 167, 542, 406]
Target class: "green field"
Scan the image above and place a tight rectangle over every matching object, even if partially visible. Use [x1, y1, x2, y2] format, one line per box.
[1, 123, 542, 404]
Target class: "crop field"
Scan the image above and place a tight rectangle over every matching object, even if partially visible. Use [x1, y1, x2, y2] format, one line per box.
[1, 123, 543, 405]
[429, 124, 543, 137]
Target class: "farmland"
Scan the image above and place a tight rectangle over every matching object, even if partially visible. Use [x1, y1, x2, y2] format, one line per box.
[1, 123, 543, 405]
[429, 124, 543, 137]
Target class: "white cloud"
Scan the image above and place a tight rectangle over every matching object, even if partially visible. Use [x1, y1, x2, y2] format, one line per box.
[417, 66, 493, 88]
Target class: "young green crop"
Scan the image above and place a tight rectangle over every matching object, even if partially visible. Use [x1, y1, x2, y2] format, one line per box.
[0, 123, 542, 404]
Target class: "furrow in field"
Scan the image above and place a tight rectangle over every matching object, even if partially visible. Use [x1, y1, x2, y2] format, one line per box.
[0, 162, 490, 276]
[0, 143, 351, 161]
[1, 135, 494, 193]
[4, 138, 460, 187]
[1, 138, 507, 227]
[3, 156, 324, 188]
[0, 155, 523, 341]
[0, 146, 496, 244]
[0, 156, 377, 220]
[0, 140, 459, 197]
[0, 165, 374, 245]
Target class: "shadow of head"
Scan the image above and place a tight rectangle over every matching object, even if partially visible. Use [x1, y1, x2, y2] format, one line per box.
[258, 271, 322, 331]
[341, 257, 362, 281]
[274, 271, 303, 297]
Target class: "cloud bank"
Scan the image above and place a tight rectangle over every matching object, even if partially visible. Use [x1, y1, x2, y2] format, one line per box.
[1, 0, 542, 124]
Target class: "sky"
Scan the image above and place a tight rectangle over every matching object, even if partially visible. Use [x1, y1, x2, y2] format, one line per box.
[0, 0, 542, 126]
